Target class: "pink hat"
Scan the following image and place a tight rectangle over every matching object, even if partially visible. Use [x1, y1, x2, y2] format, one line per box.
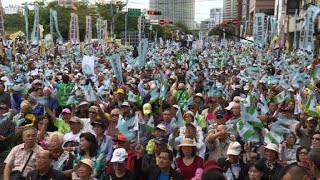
[62, 108, 71, 114]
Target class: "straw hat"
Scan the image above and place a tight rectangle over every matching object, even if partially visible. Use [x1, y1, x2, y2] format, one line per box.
[177, 138, 197, 147]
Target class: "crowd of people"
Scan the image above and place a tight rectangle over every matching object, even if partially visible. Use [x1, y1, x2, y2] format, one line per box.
[0, 38, 320, 180]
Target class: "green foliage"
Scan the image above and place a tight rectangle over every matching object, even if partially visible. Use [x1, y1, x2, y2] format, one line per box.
[209, 23, 236, 40]
[174, 21, 189, 34]
[3, 14, 25, 34]
[3, 3, 191, 42]
[4, 2, 137, 41]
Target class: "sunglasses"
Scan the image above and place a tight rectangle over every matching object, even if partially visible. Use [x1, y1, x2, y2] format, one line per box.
[312, 137, 320, 141]
[111, 114, 119, 117]
[299, 151, 308, 155]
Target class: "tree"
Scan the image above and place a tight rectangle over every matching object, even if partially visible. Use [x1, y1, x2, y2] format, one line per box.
[209, 23, 236, 40]
[4, 14, 25, 35]
[3, 2, 138, 42]
[174, 21, 189, 34]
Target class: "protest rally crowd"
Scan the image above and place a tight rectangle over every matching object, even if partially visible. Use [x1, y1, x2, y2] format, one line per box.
[2, 29, 320, 180]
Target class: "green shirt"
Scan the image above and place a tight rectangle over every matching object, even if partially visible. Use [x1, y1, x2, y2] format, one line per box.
[54, 118, 70, 134]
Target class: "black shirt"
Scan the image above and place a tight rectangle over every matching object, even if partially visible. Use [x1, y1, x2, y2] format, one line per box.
[106, 170, 134, 180]
[26, 167, 65, 180]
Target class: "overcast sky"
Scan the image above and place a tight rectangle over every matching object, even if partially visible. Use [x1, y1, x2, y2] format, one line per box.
[2, 0, 223, 22]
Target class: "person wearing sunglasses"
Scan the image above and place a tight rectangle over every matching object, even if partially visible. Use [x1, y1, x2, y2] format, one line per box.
[296, 146, 310, 163]
[311, 131, 320, 148]
[106, 108, 120, 137]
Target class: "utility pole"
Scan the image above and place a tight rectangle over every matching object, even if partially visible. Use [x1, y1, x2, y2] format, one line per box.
[124, 0, 128, 46]
[237, 0, 243, 41]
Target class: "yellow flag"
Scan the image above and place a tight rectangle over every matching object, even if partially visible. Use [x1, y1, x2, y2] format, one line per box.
[39, 24, 44, 39]
[12, 43, 16, 56]
[80, 42, 85, 50]
[0, 42, 3, 57]
[67, 41, 71, 50]
[269, 35, 278, 50]
[9, 31, 25, 40]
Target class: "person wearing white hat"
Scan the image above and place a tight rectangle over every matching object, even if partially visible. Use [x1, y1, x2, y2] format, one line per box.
[108, 148, 134, 180]
[262, 143, 283, 180]
[218, 141, 246, 180]
[193, 93, 205, 113]
[225, 101, 241, 121]
[145, 124, 167, 155]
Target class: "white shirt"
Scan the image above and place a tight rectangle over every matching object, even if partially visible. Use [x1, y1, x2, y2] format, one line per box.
[63, 131, 82, 146]
[224, 162, 241, 180]
[81, 118, 94, 134]
[187, 34, 193, 42]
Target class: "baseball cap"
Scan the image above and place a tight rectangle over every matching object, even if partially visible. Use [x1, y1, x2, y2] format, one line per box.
[227, 141, 242, 155]
[113, 133, 127, 142]
[90, 119, 107, 128]
[173, 105, 179, 109]
[62, 108, 71, 114]
[156, 124, 167, 132]
[69, 116, 83, 125]
[143, 103, 152, 115]
[225, 102, 240, 110]
[215, 110, 224, 117]
[185, 122, 197, 129]
[307, 117, 317, 122]
[117, 88, 125, 94]
[121, 101, 130, 107]
[111, 148, 128, 163]
[194, 93, 203, 98]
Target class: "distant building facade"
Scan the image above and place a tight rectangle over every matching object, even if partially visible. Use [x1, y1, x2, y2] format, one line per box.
[4, 5, 24, 15]
[149, 0, 195, 30]
[223, 0, 238, 21]
[210, 8, 223, 26]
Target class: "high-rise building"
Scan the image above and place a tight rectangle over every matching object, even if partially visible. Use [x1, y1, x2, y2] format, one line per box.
[210, 8, 223, 26]
[223, 0, 238, 21]
[248, 0, 275, 36]
[149, 0, 195, 30]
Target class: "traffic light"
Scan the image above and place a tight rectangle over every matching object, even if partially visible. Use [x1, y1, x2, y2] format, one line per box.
[147, 10, 162, 15]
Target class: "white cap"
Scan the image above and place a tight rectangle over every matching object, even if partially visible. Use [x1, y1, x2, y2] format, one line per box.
[233, 96, 245, 102]
[195, 93, 203, 98]
[225, 101, 240, 110]
[264, 143, 279, 153]
[173, 105, 179, 109]
[111, 148, 128, 163]
[227, 141, 242, 155]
